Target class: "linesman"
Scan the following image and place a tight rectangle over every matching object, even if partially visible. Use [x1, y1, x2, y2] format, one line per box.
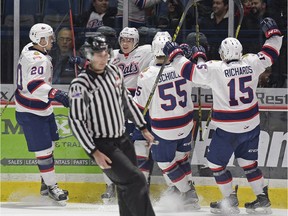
[68, 34, 156, 216]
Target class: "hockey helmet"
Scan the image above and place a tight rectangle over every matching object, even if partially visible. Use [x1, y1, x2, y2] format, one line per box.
[219, 37, 243, 61]
[152, 31, 172, 57]
[97, 26, 118, 49]
[84, 34, 109, 60]
[186, 32, 209, 52]
[118, 27, 139, 48]
[29, 23, 54, 45]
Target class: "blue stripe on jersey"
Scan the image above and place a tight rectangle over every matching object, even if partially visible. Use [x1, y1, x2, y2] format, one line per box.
[27, 79, 45, 93]
[261, 45, 279, 64]
[181, 61, 194, 81]
[151, 111, 193, 130]
[212, 102, 259, 122]
[15, 90, 51, 110]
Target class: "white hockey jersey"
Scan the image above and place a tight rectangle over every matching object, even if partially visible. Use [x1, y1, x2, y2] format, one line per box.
[171, 36, 283, 133]
[15, 42, 54, 116]
[117, 0, 162, 25]
[86, 12, 104, 28]
[133, 63, 194, 140]
[111, 44, 153, 93]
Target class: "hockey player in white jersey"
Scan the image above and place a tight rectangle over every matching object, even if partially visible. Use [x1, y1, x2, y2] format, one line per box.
[15, 23, 69, 205]
[134, 31, 200, 210]
[111, 27, 154, 95]
[101, 27, 153, 203]
[163, 17, 283, 214]
[101, 27, 154, 203]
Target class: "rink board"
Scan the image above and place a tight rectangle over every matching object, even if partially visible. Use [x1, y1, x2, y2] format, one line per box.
[1, 86, 287, 209]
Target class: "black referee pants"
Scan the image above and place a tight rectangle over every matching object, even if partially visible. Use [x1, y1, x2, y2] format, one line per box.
[94, 135, 155, 216]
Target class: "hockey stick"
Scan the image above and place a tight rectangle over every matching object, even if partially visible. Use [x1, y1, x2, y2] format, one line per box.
[202, 0, 244, 139]
[68, 0, 78, 78]
[0, 91, 15, 116]
[142, 0, 195, 116]
[234, 0, 244, 38]
[194, 1, 204, 141]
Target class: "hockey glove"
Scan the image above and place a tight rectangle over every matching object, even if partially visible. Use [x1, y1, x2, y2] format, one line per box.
[180, 43, 193, 60]
[163, 41, 184, 62]
[69, 56, 88, 69]
[191, 45, 207, 61]
[49, 89, 69, 108]
[260, 17, 282, 39]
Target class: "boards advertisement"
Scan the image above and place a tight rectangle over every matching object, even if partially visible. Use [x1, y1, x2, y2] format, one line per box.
[1, 85, 287, 179]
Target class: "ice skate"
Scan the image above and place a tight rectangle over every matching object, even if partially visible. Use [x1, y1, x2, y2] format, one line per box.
[245, 186, 272, 214]
[181, 182, 201, 211]
[101, 183, 116, 204]
[40, 178, 68, 197]
[48, 184, 69, 206]
[162, 185, 181, 197]
[210, 185, 240, 214]
[40, 177, 49, 196]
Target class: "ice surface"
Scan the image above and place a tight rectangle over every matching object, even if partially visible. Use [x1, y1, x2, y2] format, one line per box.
[1, 198, 287, 216]
[1, 193, 287, 216]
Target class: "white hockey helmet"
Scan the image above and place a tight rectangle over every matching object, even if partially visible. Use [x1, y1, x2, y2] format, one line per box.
[118, 27, 139, 48]
[219, 37, 242, 61]
[152, 31, 172, 57]
[29, 23, 54, 45]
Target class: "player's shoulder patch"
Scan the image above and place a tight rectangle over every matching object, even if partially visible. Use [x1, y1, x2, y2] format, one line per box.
[32, 51, 42, 60]
[70, 89, 82, 98]
[141, 67, 149, 73]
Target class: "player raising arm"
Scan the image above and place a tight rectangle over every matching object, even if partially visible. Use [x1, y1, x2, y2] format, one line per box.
[134, 31, 200, 210]
[163, 17, 282, 214]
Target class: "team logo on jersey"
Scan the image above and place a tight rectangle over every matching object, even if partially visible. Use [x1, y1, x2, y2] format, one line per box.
[118, 62, 139, 77]
[71, 90, 82, 98]
[33, 52, 42, 60]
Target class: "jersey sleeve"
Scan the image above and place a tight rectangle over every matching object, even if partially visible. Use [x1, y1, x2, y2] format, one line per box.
[242, 35, 283, 77]
[133, 68, 153, 110]
[68, 79, 96, 155]
[171, 55, 212, 87]
[113, 65, 147, 130]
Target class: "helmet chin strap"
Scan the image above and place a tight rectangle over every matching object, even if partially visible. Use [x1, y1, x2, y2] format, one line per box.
[38, 37, 49, 52]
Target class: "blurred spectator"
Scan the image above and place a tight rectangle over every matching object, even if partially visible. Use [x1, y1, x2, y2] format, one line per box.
[258, 67, 272, 87]
[199, 0, 230, 60]
[167, 0, 184, 29]
[138, 26, 161, 45]
[116, 0, 164, 28]
[50, 27, 76, 84]
[97, 25, 118, 49]
[77, 0, 117, 29]
[240, 0, 287, 87]
[235, 0, 252, 18]
[156, 0, 194, 30]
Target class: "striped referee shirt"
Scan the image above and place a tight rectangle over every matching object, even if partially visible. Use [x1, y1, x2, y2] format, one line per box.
[68, 64, 146, 155]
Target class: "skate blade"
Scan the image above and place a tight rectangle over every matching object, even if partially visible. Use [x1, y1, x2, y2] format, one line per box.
[40, 192, 49, 196]
[102, 197, 116, 205]
[53, 200, 68, 206]
[246, 207, 272, 215]
[184, 203, 201, 211]
[210, 207, 240, 215]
